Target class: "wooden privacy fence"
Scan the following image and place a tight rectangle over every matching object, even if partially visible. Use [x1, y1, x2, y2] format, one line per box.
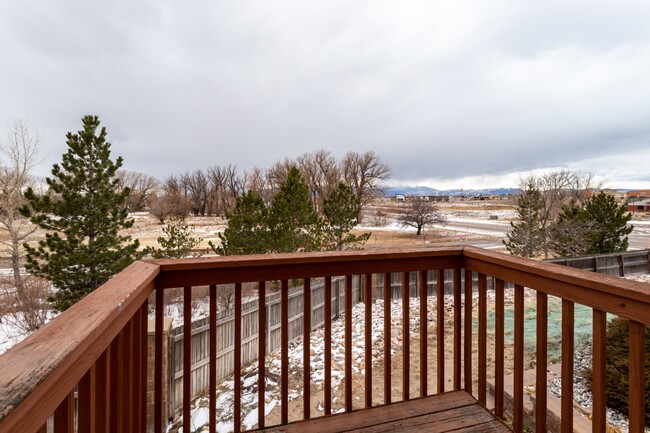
[546, 249, 650, 276]
[168, 276, 361, 413]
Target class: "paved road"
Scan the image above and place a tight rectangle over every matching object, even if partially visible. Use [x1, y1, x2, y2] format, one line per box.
[442, 219, 650, 250]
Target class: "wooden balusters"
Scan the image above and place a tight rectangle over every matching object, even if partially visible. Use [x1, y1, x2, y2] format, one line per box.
[155, 287, 164, 433]
[591, 309, 606, 433]
[324, 276, 332, 415]
[419, 270, 428, 397]
[437, 269, 445, 394]
[494, 278, 505, 418]
[384, 272, 392, 405]
[257, 282, 266, 429]
[303, 278, 311, 420]
[281, 279, 289, 424]
[560, 299, 574, 433]
[365, 273, 373, 407]
[402, 272, 410, 401]
[628, 320, 646, 433]
[345, 275, 353, 412]
[536, 292, 548, 433]
[513, 284, 524, 433]
[234, 283, 242, 433]
[478, 274, 487, 405]
[210, 284, 218, 433]
[463, 269, 473, 394]
[453, 268, 462, 391]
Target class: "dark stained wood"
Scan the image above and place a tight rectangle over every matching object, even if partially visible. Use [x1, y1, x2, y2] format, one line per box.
[513, 284, 524, 433]
[494, 278, 504, 418]
[365, 273, 373, 407]
[234, 282, 242, 433]
[561, 299, 574, 433]
[419, 270, 427, 398]
[210, 284, 218, 433]
[257, 282, 266, 429]
[184, 286, 192, 433]
[592, 309, 606, 433]
[303, 278, 311, 419]
[348, 405, 495, 432]
[78, 368, 93, 433]
[151, 248, 464, 287]
[7, 246, 650, 433]
[628, 320, 646, 433]
[463, 269, 472, 394]
[154, 286, 164, 433]
[384, 272, 392, 405]
[345, 275, 353, 412]
[53, 391, 74, 433]
[140, 302, 148, 433]
[109, 335, 120, 433]
[37, 423, 46, 433]
[402, 271, 410, 401]
[132, 307, 141, 433]
[478, 274, 487, 405]
[122, 316, 132, 433]
[95, 350, 108, 433]
[324, 276, 332, 415]
[453, 268, 461, 390]
[436, 269, 444, 394]
[0, 261, 158, 433]
[255, 391, 509, 433]
[535, 292, 548, 433]
[281, 279, 289, 424]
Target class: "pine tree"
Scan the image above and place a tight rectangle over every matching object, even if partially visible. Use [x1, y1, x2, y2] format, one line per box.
[209, 190, 269, 255]
[147, 217, 202, 259]
[21, 115, 140, 311]
[585, 192, 633, 254]
[503, 184, 544, 258]
[323, 181, 370, 250]
[267, 167, 323, 252]
[548, 199, 595, 258]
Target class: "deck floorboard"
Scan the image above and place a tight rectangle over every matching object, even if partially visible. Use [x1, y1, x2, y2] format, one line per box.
[257, 390, 511, 433]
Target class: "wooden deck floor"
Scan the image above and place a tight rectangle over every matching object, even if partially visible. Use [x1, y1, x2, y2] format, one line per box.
[258, 391, 511, 433]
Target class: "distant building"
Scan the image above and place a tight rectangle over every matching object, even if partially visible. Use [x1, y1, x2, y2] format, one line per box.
[625, 189, 650, 201]
[627, 198, 650, 214]
[395, 194, 405, 202]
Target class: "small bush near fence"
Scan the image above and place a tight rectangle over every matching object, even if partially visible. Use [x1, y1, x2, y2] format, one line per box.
[583, 317, 650, 428]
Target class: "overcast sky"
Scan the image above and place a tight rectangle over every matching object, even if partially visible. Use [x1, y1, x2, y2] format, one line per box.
[1, 1, 649, 190]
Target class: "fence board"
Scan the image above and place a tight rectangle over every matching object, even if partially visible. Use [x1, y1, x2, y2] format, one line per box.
[168, 276, 360, 413]
[547, 250, 649, 277]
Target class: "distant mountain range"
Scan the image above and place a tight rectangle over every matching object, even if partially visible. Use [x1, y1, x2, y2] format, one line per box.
[385, 186, 521, 197]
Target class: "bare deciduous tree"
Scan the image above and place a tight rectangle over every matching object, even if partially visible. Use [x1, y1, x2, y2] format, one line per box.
[0, 120, 49, 331]
[246, 166, 273, 205]
[297, 149, 340, 212]
[342, 151, 391, 221]
[116, 170, 159, 211]
[398, 199, 446, 236]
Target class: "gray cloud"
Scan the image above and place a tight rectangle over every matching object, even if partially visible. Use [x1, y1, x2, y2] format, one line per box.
[1, 0, 649, 188]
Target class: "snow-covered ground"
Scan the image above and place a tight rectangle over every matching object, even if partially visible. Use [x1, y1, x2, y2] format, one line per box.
[167, 295, 442, 433]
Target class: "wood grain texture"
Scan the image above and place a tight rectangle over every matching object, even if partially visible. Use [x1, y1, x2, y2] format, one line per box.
[0, 261, 158, 432]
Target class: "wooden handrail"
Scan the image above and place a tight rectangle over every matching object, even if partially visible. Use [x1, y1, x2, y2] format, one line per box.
[0, 261, 159, 432]
[0, 247, 647, 432]
[463, 246, 650, 325]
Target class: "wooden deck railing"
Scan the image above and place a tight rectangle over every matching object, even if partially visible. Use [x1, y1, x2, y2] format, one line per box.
[0, 246, 647, 433]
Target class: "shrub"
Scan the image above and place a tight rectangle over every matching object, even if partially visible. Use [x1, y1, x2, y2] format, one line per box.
[585, 317, 650, 427]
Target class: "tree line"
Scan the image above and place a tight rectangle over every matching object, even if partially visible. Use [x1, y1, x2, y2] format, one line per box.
[118, 149, 391, 224]
[1, 116, 387, 315]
